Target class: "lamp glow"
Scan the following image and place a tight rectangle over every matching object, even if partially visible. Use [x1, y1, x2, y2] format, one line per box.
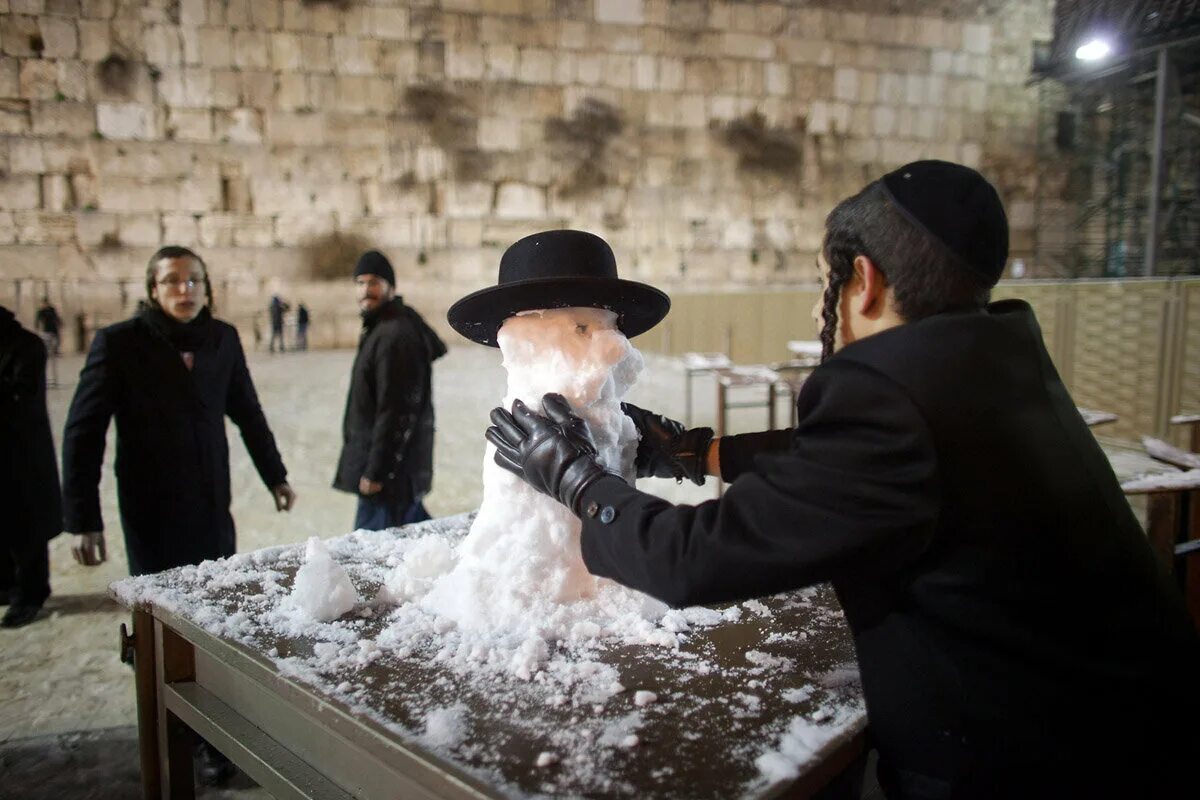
[1075, 38, 1112, 61]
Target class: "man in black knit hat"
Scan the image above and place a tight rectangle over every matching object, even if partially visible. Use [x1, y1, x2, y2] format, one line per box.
[485, 162, 1200, 798]
[335, 250, 446, 530]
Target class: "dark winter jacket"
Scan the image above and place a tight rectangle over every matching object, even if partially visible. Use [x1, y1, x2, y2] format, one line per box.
[62, 307, 287, 575]
[0, 306, 62, 543]
[334, 298, 446, 505]
[578, 300, 1199, 798]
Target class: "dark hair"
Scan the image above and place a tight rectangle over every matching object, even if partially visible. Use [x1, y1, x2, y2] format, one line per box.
[146, 245, 214, 311]
[818, 181, 992, 360]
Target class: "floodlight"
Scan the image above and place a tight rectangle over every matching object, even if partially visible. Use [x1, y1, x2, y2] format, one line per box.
[1075, 38, 1112, 61]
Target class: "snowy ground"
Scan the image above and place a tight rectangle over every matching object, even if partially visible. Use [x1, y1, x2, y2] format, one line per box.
[0, 343, 1170, 750]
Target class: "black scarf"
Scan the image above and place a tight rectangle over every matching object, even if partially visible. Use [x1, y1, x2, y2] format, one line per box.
[141, 304, 213, 351]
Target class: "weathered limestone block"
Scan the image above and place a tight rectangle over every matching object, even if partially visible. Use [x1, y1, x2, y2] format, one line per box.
[239, 70, 273, 108]
[326, 112, 386, 147]
[963, 23, 991, 55]
[97, 102, 158, 140]
[215, 108, 262, 144]
[0, 175, 41, 207]
[299, 34, 332, 72]
[3, 16, 41, 58]
[73, 209, 116, 244]
[55, 60, 88, 100]
[194, 27, 232, 68]
[179, 0, 205, 26]
[477, 115, 520, 151]
[117, 212, 160, 245]
[272, 211, 333, 245]
[144, 24, 181, 66]
[519, 47, 554, 84]
[494, 181, 545, 219]
[31, 100, 92, 135]
[595, 0, 643, 26]
[232, 30, 269, 70]
[0, 212, 17, 245]
[264, 110, 324, 146]
[81, 0, 114, 18]
[833, 67, 857, 102]
[723, 32, 773, 60]
[161, 211, 197, 243]
[333, 35, 379, 76]
[274, 72, 307, 110]
[38, 16, 78, 58]
[446, 41, 484, 80]
[442, 181, 492, 219]
[19, 59, 57, 99]
[367, 6, 409, 40]
[249, 0, 280, 30]
[270, 31, 301, 71]
[41, 173, 70, 209]
[14, 210, 76, 244]
[364, 181, 430, 216]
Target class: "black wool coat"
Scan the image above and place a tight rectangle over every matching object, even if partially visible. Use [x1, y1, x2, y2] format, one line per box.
[62, 310, 287, 575]
[0, 306, 62, 543]
[578, 300, 1199, 798]
[334, 298, 446, 505]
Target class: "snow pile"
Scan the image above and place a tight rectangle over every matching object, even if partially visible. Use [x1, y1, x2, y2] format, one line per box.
[288, 536, 360, 622]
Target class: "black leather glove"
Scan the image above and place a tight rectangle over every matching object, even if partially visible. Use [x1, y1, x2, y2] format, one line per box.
[486, 393, 611, 515]
[621, 402, 713, 486]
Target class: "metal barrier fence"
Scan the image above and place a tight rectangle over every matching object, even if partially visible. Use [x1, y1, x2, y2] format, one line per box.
[6, 275, 1197, 445]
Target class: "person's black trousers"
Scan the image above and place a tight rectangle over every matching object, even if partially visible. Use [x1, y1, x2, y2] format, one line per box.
[0, 532, 51, 607]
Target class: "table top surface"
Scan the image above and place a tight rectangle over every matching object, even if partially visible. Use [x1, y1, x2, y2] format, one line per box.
[786, 341, 823, 357]
[112, 514, 865, 799]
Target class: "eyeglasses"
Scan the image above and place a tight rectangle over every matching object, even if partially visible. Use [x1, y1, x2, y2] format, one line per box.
[157, 277, 206, 291]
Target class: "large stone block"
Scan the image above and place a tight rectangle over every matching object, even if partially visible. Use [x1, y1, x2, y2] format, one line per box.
[368, 6, 409, 40]
[272, 211, 335, 245]
[494, 181, 544, 219]
[97, 102, 158, 140]
[209, 69, 240, 108]
[73, 209, 116, 245]
[57, 59, 89, 100]
[274, 73, 307, 110]
[233, 30, 270, 70]
[519, 47, 555, 85]
[333, 36, 379, 76]
[118, 212, 160, 246]
[963, 23, 991, 55]
[161, 212, 198, 244]
[0, 56, 18, 96]
[0, 175, 41, 208]
[31, 100, 93, 135]
[215, 108, 262, 144]
[9, 139, 44, 173]
[300, 34, 333, 73]
[81, 0, 113, 17]
[3, 16, 41, 57]
[14, 210, 76, 244]
[197, 27, 232, 68]
[19, 59, 58, 99]
[250, 0, 280, 30]
[240, 70, 274, 109]
[144, 24, 182, 66]
[264, 110, 324, 146]
[270, 32, 302, 71]
[41, 173, 70, 209]
[442, 181, 492, 219]
[39, 16, 78, 58]
[722, 32, 773, 60]
[0, 212, 19, 245]
[595, 0, 643, 26]
[478, 115, 520, 151]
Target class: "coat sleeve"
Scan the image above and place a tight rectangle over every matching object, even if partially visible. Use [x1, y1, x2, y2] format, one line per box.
[718, 429, 794, 481]
[578, 360, 941, 608]
[225, 330, 288, 489]
[364, 328, 425, 483]
[61, 329, 116, 533]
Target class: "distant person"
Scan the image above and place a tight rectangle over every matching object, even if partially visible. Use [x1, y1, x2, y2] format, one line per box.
[268, 294, 289, 353]
[296, 302, 310, 351]
[34, 297, 61, 387]
[335, 251, 446, 530]
[0, 305, 62, 628]
[61, 246, 297, 784]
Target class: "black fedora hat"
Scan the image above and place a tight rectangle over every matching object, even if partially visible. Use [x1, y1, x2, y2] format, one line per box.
[447, 229, 670, 347]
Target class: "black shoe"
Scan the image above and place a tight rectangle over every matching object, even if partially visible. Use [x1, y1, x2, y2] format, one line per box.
[1, 604, 42, 628]
[196, 742, 236, 787]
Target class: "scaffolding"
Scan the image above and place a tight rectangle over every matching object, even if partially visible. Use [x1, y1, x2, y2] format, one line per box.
[1032, 1, 1200, 279]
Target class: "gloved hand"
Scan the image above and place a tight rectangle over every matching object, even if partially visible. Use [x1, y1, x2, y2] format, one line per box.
[621, 402, 713, 485]
[487, 393, 611, 515]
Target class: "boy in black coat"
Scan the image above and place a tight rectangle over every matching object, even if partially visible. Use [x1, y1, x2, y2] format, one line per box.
[0, 305, 62, 628]
[486, 163, 1200, 798]
[334, 251, 446, 530]
[62, 247, 296, 577]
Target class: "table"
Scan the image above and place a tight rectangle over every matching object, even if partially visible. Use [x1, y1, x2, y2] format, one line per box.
[112, 514, 867, 799]
[1078, 407, 1118, 428]
[786, 341, 823, 359]
[1170, 413, 1200, 453]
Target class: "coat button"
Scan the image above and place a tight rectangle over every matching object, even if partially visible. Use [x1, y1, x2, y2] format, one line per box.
[387, 472, 395, 479]
[599, 506, 616, 524]
[585, 501, 599, 518]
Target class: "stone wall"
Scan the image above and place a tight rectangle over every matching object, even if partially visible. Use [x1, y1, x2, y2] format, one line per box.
[0, 0, 1054, 346]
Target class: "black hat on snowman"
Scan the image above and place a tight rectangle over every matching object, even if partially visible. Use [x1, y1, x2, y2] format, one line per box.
[447, 229, 670, 347]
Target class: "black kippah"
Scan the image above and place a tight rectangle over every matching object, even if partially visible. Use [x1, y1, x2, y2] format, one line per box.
[880, 160, 1009, 286]
[354, 250, 395, 286]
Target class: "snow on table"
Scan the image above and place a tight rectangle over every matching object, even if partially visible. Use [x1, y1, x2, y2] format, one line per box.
[111, 513, 865, 799]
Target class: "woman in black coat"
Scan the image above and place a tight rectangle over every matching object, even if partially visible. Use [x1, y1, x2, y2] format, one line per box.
[62, 246, 295, 576]
[0, 305, 62, 627]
